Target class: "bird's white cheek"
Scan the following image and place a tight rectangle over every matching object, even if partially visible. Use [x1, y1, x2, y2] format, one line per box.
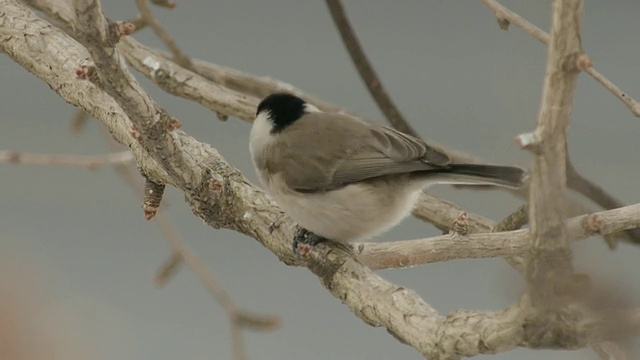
[249, 113, 279, 192]
[249, 112, 276, 157]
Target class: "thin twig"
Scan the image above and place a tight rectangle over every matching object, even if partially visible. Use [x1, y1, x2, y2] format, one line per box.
[124, 14, 147, 33]
[134, 0, 193, 70]
[492, 204, 529, 232]
[480, 0, 640, 118]
[154, 252, 183, 287]
[324, 0, 419, 137]
[413, 191, 527, 272]
[565, 152, 640, 244]
[0, 150, 133, 168]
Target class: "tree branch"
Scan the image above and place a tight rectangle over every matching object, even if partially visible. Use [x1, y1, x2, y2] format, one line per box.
[133, 0, 193, 70]
[492, 204, 529, 232]
[117, 37, 257, 121]
[324, 0, 419, 137]
[358, 203, 640, 270]
[73, 0, 200, 188]
[565, 153, 640, 245]
[524, 0, 583, 307]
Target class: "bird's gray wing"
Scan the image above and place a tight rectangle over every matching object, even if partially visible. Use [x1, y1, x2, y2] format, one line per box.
[367, 126, 450, 165]
[329, 125, 451, 187]
[272, 113, 451, 192]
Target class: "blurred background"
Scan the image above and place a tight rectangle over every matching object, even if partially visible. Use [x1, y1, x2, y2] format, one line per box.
[1, 1, 639, 359]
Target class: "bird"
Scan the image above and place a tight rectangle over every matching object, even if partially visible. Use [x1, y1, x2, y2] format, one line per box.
[249, 92, 527, 250]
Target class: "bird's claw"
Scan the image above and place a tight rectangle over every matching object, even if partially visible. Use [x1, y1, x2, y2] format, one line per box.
[292, 228, 328, 258]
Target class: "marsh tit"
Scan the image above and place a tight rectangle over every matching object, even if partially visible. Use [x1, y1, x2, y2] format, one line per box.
[250, 93, 526, 248]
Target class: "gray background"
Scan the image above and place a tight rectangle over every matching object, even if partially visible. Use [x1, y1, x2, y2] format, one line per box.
[1, 1, 639, 359]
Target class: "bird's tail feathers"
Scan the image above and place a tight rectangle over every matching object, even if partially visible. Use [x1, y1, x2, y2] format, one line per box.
[423, 164, 528, 189]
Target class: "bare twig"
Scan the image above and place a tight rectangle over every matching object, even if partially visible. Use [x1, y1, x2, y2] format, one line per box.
[358, 203, 640, 270]
[481, 0, 640, 118]
[565, 153, 640, 244]
[133, 0, 193, 70]
[120, 39, 258, 121]
[493, 204, 529, 232]
[153, 47, 354, 115]
[0, 150, 133, 168]
[154, 252, 183, 287]
[409, 192, 536, 271]
[566, 157, 622, 212]
[412, 192, 494, 233]
[324, 0, 419, 137]
[124, 14, 147, 33]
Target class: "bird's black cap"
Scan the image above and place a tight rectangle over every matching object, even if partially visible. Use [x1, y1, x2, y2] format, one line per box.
[256, 93, 308, 133]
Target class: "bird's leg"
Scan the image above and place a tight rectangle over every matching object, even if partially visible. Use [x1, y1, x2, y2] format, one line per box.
[293, 228, 329, 257]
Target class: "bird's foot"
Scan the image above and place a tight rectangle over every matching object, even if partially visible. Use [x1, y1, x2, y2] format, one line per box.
[293, 228, 329, 258]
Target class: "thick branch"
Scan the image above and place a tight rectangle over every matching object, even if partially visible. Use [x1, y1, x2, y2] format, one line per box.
[73, 0, 201, 188]
[525, 0, 583, 305]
